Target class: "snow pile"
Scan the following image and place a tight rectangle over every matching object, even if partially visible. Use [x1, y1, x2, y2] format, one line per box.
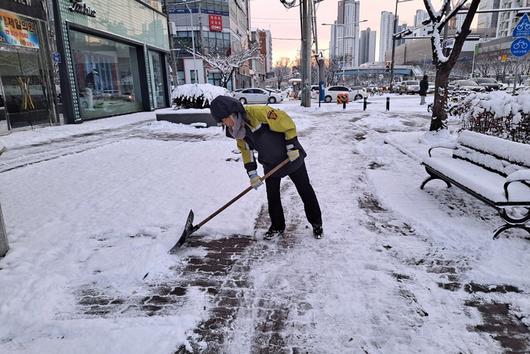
[457, 91, 530, 143]
[171, 83, 229, 109]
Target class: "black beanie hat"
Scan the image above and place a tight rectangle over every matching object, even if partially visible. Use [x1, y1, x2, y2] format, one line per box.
[210, 95, 245, 122]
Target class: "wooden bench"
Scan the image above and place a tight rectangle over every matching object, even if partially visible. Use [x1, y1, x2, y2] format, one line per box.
[421, 130, 530, 239]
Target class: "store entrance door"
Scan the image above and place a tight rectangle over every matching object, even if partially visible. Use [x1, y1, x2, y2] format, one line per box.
[0, 47, 52, 129]
[148, 51, 168, 109]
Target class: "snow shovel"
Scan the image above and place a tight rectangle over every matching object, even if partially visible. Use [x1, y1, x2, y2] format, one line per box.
[169, 158, 290, 253]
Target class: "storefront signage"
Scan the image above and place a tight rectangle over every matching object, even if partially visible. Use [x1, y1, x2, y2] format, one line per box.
[0, 11, 39, 48]
[69, 0, 96, 18]
[209, 14, 222, 32]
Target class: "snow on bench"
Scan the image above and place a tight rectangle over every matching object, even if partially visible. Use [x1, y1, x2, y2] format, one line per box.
[421, 130, 530, 238]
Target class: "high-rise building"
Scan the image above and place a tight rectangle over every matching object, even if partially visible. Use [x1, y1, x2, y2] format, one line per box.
[413, 9, 429, 37]
[166, 0, 252, 88]
[379, 11, 395, 62]
[359, 28, 376, 64]
[343, 0, 361, 67]
[330, 1, 359, 67]
[329, 21, 344, 61]
[337, 1, 345, 25]
[414, 9, 428, 27]
[477, 0, 501, 38]
[496, 0, 529, 38]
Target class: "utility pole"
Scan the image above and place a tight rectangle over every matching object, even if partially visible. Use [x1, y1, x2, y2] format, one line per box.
[300, 0, 312, 107]
[312, 0, 325, 106]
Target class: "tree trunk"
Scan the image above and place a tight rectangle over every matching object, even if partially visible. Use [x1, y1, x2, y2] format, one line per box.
[430, 65, 450, 131]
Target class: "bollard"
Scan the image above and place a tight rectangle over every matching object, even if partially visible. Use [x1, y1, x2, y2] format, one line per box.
[363, 97, 367, 111]
[386, 97, 390, 111]
[343, 101, 346, 110]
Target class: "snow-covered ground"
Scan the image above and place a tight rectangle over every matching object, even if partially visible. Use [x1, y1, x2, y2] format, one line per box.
[0, 95, 529, 353]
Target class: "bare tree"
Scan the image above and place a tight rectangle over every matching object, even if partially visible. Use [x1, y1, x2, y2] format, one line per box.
[327, 58, 342, 86]
[273, 57, 292, 89]
[187, 45, 261, 88]
[474, 52, 496, 78]
[423, 0, 481, 131]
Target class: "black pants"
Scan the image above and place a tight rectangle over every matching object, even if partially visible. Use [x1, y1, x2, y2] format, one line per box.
[265, 162, 322, 231]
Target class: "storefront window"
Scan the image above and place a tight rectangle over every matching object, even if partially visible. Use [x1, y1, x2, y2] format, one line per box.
[148, 51, 167, 109]
[69, 30, 143, 119]
[0, 11, 52, 130]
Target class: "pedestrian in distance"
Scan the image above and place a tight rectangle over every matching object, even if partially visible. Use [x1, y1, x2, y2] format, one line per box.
[209, 95, 323, 240]
[419, 74, 429, 105]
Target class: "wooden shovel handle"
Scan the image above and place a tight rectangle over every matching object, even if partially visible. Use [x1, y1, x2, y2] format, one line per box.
[195, 158, 290, 230]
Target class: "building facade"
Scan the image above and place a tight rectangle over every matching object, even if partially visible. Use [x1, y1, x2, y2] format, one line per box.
[477, 0, 500, 38]
[497, 0, 530, 38]
[0, 0, 58, 132]
[359, 27, 376, 64]
[379, 10, 394, 62]
[51, 0, 170, 124]
[166, 0, 251, 89]
[250, 28, 272, 87]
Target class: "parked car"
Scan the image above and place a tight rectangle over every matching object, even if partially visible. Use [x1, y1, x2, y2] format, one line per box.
[310, 85, 320, 99]
[474, 78, 502, 91]
[350, 86, 368, 100]
[233, 88, 283, 104]
[266, 88, 287, 100]
[427, 82, 435, 94]
[449, 80, 485, 92]
[402, 80, 420, 94]
[323, 86, 365, 103]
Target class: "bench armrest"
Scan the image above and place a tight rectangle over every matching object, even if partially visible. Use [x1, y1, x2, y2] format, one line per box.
[504, 169, 530, 200]
[428, 143, 457, 157]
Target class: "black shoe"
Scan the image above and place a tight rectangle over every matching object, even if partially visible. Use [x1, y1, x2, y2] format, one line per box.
[264, 228, 284, 240]
[312, 224, 323, 239]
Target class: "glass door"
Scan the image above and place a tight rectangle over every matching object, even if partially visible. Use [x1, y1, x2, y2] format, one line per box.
[148, 51, 167, 109]
[0, 48, 52, 129]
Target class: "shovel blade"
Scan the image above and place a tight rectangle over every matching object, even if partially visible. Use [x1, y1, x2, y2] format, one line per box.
[169, 210, 195, 253]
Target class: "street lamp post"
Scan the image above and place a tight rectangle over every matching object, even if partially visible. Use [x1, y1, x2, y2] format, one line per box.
[389, 0, 413, 92]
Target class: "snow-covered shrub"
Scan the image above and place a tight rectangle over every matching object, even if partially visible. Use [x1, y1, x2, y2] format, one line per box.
[458, 91, 530, 144]
[171, 83, 229, 109]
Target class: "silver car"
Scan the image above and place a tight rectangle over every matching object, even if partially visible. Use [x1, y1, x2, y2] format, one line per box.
[404, 80, 420, 94]
[233, 88, 283, 104]
[449, 80, 485, 92]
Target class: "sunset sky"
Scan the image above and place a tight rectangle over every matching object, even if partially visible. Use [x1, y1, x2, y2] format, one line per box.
[249, 0, 442, 63]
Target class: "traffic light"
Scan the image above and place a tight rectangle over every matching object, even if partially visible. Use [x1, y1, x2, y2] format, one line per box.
[385, 61, 391, 72]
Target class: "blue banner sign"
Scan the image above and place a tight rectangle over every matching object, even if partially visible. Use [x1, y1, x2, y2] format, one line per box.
[513, 13, 530, 38]
[510, 37, 530, 57]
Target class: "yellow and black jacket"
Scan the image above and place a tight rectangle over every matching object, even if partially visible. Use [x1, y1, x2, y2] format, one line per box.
[236, 106, 306, 177]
